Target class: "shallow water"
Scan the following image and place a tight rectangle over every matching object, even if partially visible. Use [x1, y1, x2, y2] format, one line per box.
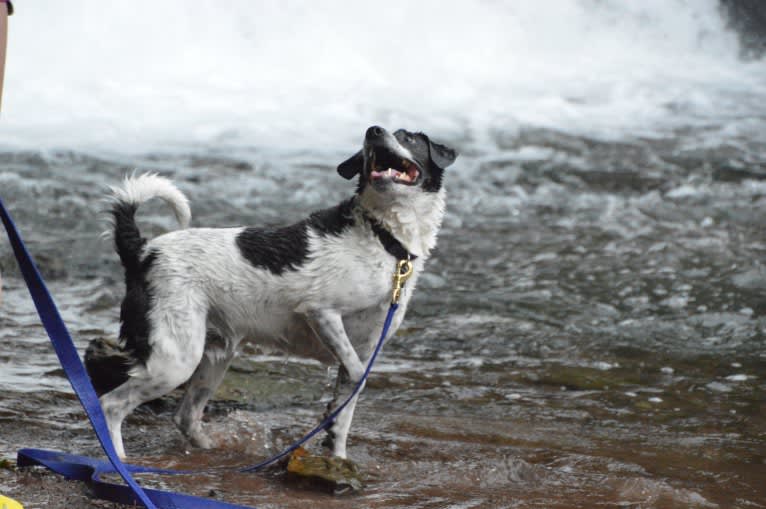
[1, 1, 766, 507]
[1, 125, 764, 508]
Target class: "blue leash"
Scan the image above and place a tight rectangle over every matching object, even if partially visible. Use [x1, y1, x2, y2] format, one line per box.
[1, 196, 402, 508]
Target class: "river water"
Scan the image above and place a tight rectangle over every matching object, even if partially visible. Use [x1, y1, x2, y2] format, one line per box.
[1, 1, 765, 508]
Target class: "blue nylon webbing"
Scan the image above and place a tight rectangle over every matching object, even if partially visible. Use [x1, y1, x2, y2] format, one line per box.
[0, 196, 159, 508]
[1, 196, 399, 508]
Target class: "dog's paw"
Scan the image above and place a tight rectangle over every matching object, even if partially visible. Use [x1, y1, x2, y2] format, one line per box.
[188, 430, 214, 449]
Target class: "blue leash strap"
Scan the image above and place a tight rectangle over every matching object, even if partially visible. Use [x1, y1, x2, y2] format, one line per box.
[16, 449, 248, 509]
[240, 301, 399, 472]
[1, 195, 401, 508]
[0, 197, 159, 509]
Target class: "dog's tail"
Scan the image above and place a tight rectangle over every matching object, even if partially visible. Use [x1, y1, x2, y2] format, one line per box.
[85, 174, 191, 396]
[107, 173, 191, 272]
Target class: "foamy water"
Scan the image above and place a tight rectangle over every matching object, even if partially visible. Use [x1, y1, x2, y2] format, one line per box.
[1, 0, 764, 154]
[1, 3, 765, 507]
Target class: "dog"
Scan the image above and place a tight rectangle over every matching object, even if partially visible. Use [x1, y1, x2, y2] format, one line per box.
[85, 126, 457, 460]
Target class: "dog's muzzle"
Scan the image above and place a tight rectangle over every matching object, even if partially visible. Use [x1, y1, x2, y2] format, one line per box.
[365, 126, 421, 186]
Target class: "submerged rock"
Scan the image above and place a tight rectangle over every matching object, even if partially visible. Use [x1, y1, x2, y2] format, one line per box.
[286, 447, 363, 493]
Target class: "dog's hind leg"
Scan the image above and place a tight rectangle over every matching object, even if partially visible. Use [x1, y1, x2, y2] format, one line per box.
[173, 334, 237, 449]
[99, 309, 208, 458]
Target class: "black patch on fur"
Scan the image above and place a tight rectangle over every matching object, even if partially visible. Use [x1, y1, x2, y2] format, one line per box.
[237, 200, 356, 274]
[85, 201, 158, 395]
[111, 202, 146, 273]
[307, 198, 356, 236]
[84, 338, 133, 396]
[85, 250, 157, 395]
[237, 223, 310, 275]
[118, 250, 158, 363]
[421, 168, 443, 193]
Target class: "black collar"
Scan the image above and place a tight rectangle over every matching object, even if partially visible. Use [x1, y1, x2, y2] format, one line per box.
[362, 212, 418, 261]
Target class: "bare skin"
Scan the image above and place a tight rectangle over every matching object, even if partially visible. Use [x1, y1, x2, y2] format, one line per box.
[0, 2, 6, 302]
[0, 1, 8, 113]
[0, 1, 9, 302]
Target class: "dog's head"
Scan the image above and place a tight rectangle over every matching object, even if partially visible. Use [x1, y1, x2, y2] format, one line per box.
[337, 126, 457, 194]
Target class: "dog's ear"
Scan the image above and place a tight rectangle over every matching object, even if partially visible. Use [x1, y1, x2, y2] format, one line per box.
[428, 139, 458, 170]
[337, 150, 364, 180]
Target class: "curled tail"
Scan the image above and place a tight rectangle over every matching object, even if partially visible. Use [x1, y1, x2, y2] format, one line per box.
[108, 173, 191, 272]
[86, 173, 191, 396]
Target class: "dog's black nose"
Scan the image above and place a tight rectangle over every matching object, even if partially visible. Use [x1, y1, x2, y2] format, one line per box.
[366, 126, 386, 140]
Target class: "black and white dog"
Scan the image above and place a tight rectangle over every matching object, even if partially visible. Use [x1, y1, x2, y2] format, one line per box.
[85, 126, 457, 460]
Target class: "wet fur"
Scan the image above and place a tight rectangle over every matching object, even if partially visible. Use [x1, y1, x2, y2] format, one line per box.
[85, 127, 457, 459]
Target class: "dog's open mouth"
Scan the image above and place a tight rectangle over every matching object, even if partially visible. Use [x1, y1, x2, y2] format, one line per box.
[369, 151, 420, 185]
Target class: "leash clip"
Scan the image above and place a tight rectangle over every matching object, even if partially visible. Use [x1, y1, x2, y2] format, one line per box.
[391, 258, 414, 304]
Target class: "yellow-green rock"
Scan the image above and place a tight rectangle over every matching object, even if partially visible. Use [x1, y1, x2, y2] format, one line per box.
[286, 447, 363, 492]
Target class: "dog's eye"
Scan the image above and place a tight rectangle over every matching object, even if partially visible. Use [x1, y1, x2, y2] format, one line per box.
[405, 135, 414, 144]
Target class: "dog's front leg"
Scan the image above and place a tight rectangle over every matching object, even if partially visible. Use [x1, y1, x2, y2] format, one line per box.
[304, 310, 365, 458]
[319, 365, 361, 459]
[304, 310, 365, 382]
